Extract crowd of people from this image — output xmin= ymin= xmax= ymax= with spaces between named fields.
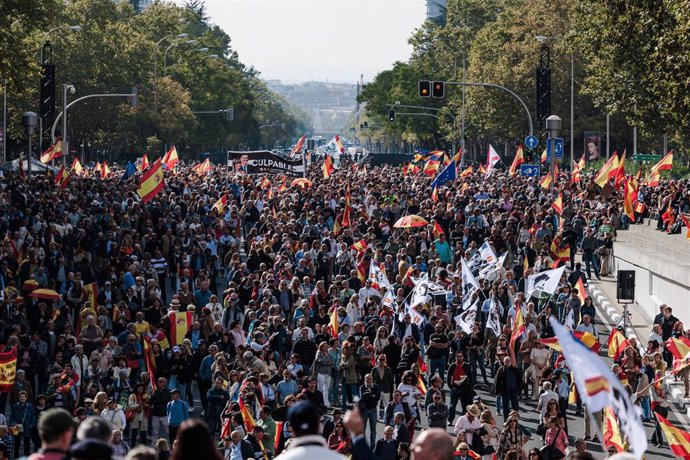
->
xmin=0 ymin=151 xmax=682 ymax=460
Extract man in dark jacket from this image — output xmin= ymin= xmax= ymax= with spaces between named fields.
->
xmin=447 ymin=351 xmax=474 ymax=425
xmin=494 ymin=356 xmax=522 ymax=421
xmin=292 ymin=328 xmax=317 ymax=369
xmin=359 ymin=374 xmax=381 ymax=447
xmin=206 ymin=377 xmax=229 ymax=437
xmin=383 ymin=390 xmax=415 ymax=428
xmin=150 ymin=377 xmax=171 ymax=443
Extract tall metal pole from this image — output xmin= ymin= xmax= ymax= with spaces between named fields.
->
xmin=663 ymin=133 xmax=668 ymax=154
xmin=546 ymin=115 xmax=561 ymax=195
xmin=2 ymin=83 xmax=6 ymax=163
xmin=62 ymin=84 xmax=69 ymax=166
xmin=606 ymin=114 xmax=610 ymax=159
xmin=27 ymin=132 xmax=32 ymax=179
xmin=570 ymin=54 xmax=574 ymax=166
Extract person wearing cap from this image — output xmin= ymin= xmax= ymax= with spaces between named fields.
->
xmin=166 ymin=388 xmax=189 ymax=442
xmin=274 ymin=401 xmax=344 ymax=460
xmin=100 ymin=397 xmax=126 ymax=432
xmin=27 ymin=408 xmax=74 ymax=460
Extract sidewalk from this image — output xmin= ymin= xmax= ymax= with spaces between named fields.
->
xmin=587 ymin=272 xmax=690 ymax=416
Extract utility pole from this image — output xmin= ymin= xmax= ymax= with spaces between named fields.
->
xmin=546 ymin=115 xmax=561 ymax=195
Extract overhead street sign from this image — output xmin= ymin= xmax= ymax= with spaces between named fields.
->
xmin=633 ymin=154 xmax=660 ymax=162
xmin=520 ymin=164 xmax=540 ymax=177
xmin=547 ymin=137 xmax=564 ymax=159
xmin=524 ymin=134 xmax=538 ymax=150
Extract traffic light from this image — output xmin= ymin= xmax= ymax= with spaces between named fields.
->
xmin=432 ymin=81 xmax=445 ymax=98
xmin=363 ymin=121 xmax=368 ymax=129
xmin=388 ymin=110 xmax=395 ymax=122
xmin=419 ymin=81 xmax=431 ymax=97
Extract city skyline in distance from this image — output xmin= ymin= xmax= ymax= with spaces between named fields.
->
xmin=198 ymin=0 xmax=427 ymax=84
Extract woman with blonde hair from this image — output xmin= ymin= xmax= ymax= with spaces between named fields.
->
xmin=373 ymin=326 xmax=389 ymax=354
xmin=479 ymin=409 xmax=500 ymax=459
xmin=94 ymin=391 xmax=108 ymax=413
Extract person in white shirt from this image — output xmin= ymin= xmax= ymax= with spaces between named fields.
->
xmin=453 ymin=404 xmax=482 ymax=446
xmin=575 ymin=314 xmax=598 ymax=339
xmin=100 ymin=398 xmax=126 ymax=432
xmin=536 ymin=381 xmax=560 ymax=418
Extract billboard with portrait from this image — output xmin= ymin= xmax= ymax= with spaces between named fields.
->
xmin=583 ymin=132 xmax=601 ymax=162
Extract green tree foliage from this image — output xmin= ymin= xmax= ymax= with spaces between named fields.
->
xmin=3 ymin=0 xmax=309 ymax=160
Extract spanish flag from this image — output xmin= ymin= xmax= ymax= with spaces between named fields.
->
xmin=137 ymin=159 xmax=165 ymax=203
xmin=239 ymin=397 xmax=257 ymax=432
xmin=335 ymin=134 xmax=345 ymax=154
xmin=540 ymin=149 xmax=547 ymax=163
xmin=330 ymin=308 xmax=339 ymax=337
xmin=509 ymin=145 xmax=525 ymax=176
xmin=666 ymin=337 xmax=690 ymax=360
xmin=54 ymin=166 xmax=70 ymax=189
xmin=594 ymin=153 xmax=619 ymax=188
xmin=571 ymin=160 xmax=582 ymax=184
xmin=139 ymin=154 xmax=150 ymax=171
xmin=680 ymin=214 xmax=690 ymax=240
xmin=417 ymin=355 xmax=428 ymax=374
xmin=350 ymin=239 xmax=367 ymax=253
xmin=552 ymin=194 xmax=564 ymax=215
xmin=82 ymin=282 xmax=99 ymax=308
xmin=143 ymin=336 xmax=157 ymax=391
xmin=195 ymin=158 xmax=211 ymax=175
xmin=650 ymin=151 xmax=673 ymax=174
xmin=212 ymin=194 xmax=227 ymax=215
xmin=71 ymin=158 xmax=84 ymax=176
xmin=356 ymin=258 xmax=368 ymax=284
xmin=613 ymin=150 xmax=626 ymax=187
xmin=432 ymin=221 xmax=444 ymax=239
xmin=323 ymin=154 xmax=334 ymax=179
xmin=162 ymin=145 xmax=179 ymax=169
xmin=100 ymin=162 xmax=110 ymax=180
xmin=603 ymin=407 xmax=624 ymax=454
xmin=607 ymin=328 xmax=630 ymax=361
xmin=550 ymin=240 xmax=570 ymax=267
xmin=623 ymin=178 xmax=637 ymax=222
xmin=416 ymin=375 xmax=427 ymax=395
xmin=423 ymin=160 xmax=441 ymax=176
xmin=459 ymin=165 xmax=473 ymax=178
xmin=258 ymin=177 xmax=271 ymax=189
xmin=584 ymin=375 xmax=610 ymax=397
xmin=656 ymin=413 xmax=690 ymax=458
xmin=169 ymin=311 xmax=193 ymax=346
xmin=539 ymin=164 xmax=559 ymax=189
xmin=0 ymin=347 xmax=17 ymax=392
xmin=290 ymin=135 xmax=306 ymax=157
xmin=574 ymin=276 xmax=586 ymax=305
xmin=431 ymin=186 xmax=439 ymax=203
xmin=40 ymin=142 xmax=62 ymax=164
xmin=510 ymin=308 xmax=525 ymax=350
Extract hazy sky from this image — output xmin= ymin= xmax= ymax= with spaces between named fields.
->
xmin=197 ymin=0 xmax=427 ymax=83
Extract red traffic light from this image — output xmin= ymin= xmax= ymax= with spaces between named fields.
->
xmin=432 ymin=81 xmax=445 ymax=98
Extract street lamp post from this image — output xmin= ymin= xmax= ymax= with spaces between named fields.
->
xmin=153 ymin=33 xmax=189 ymax=113
xmin=22 ymin=112 xmax=37 ymax=179
xmin=546 ymin=115 xmax=561 ymax=195
xmin=163 ymin=39 xmax=198 ymax=73
xmin=61 ymin=84 xmax=75 ymax=166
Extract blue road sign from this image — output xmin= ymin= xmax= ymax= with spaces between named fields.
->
xmin=547 ymin=137 xmax=564 ymax=159
xmin=524 ymin=135 xmax=538 ymax=150
xmin=520 ymin=164 xmax=540 ymax=177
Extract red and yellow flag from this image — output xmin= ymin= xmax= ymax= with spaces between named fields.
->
xmin=329 ymin=308 xmax=339 ymax=338
xmin=666 ymin=337 xmax=690 ymax=360
xmin=613 ymin=150 xmax=626 ymax=187
xmin=162 ymin=145 xmax=179 ymax=169
xmin=623 ymin=178 xmax=637 ymax=222
xmin=431 ymin=186 xmax=439 ymax=203
xmin=510 ymin=308 xmax=525 ymax=350
xmin=212 ymin=194 xmax=228 ymax=215
xmin=54 ymin=166 xmax=70 ymax=189
xmin=550 ymin=240 xmax=570 ymax=267
xmin=594 ymin=153 xmax=619 ymax=188
xmin=100 ymin=162 xmax=111 ymax=180
xmin=335 ymin=135 xmax=345 ymax=154
xmin=423 ymin=160 xmax=441 ymax=176
xmin=656 ymin=413 xmax=690 ymax=458
xmin=540 ymin=149 xmax=547 ymax=163
xmin=143 ymin=336 xmax=157 ymax=391
xmin=82 ymin=282 xmax=99 ymax=308
xmin=169 ymin=311 xmax=193 ymax=346
xmin=584 ymin=375 xmax=610 ymax=397
xmin=509 ymin=145 xmax=525 ymax=176
xmin=356 ymin=258 xmax=368 ymax=284
xmin=680 ymin=214 xmax=690 ymax=240
xmin=575 ymin=277 xmax=586 ymax=305
xmin=40 ymin=142 xmax=62 ymax=164
xmin=350 ymin=239 xmax=367 ymax=253
xmin=195 ymin=158 xmax=211 ymax=175
xmin=607 ymin=328 xmax=630 ymax=361
xmin=290 ymin=135 xmax=306 ymax=157
xmin=139 ymin=154 xmax=150 ymax=171
xmin=650 ymin=151 xmax=673 ymax=174
xmin=323 ymin=154 xmax=334 ymax=179
xmin=603 ymin=407 xmax=624 ymax=453
xmin=0 ymin=347 xmax=17 ymax=392
xmin=552 ymin=194 xmax=564 ymax=215
xmin=416 ymin=375 xmax=427 ymax=395
xmin=239 ymin=397 xmax=257 ymax=432
xmin=432 ymin=222 xmax=445 ymax=239
xmin=459 ymin=165 xmax=473 ymax=179
xmin=540 ymin=164 xmax=559 ymax=189
xmin=137 ymin=159 xmax=165 ymax=203
xmin=71 ymin=158 xmax=84 ymax=176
